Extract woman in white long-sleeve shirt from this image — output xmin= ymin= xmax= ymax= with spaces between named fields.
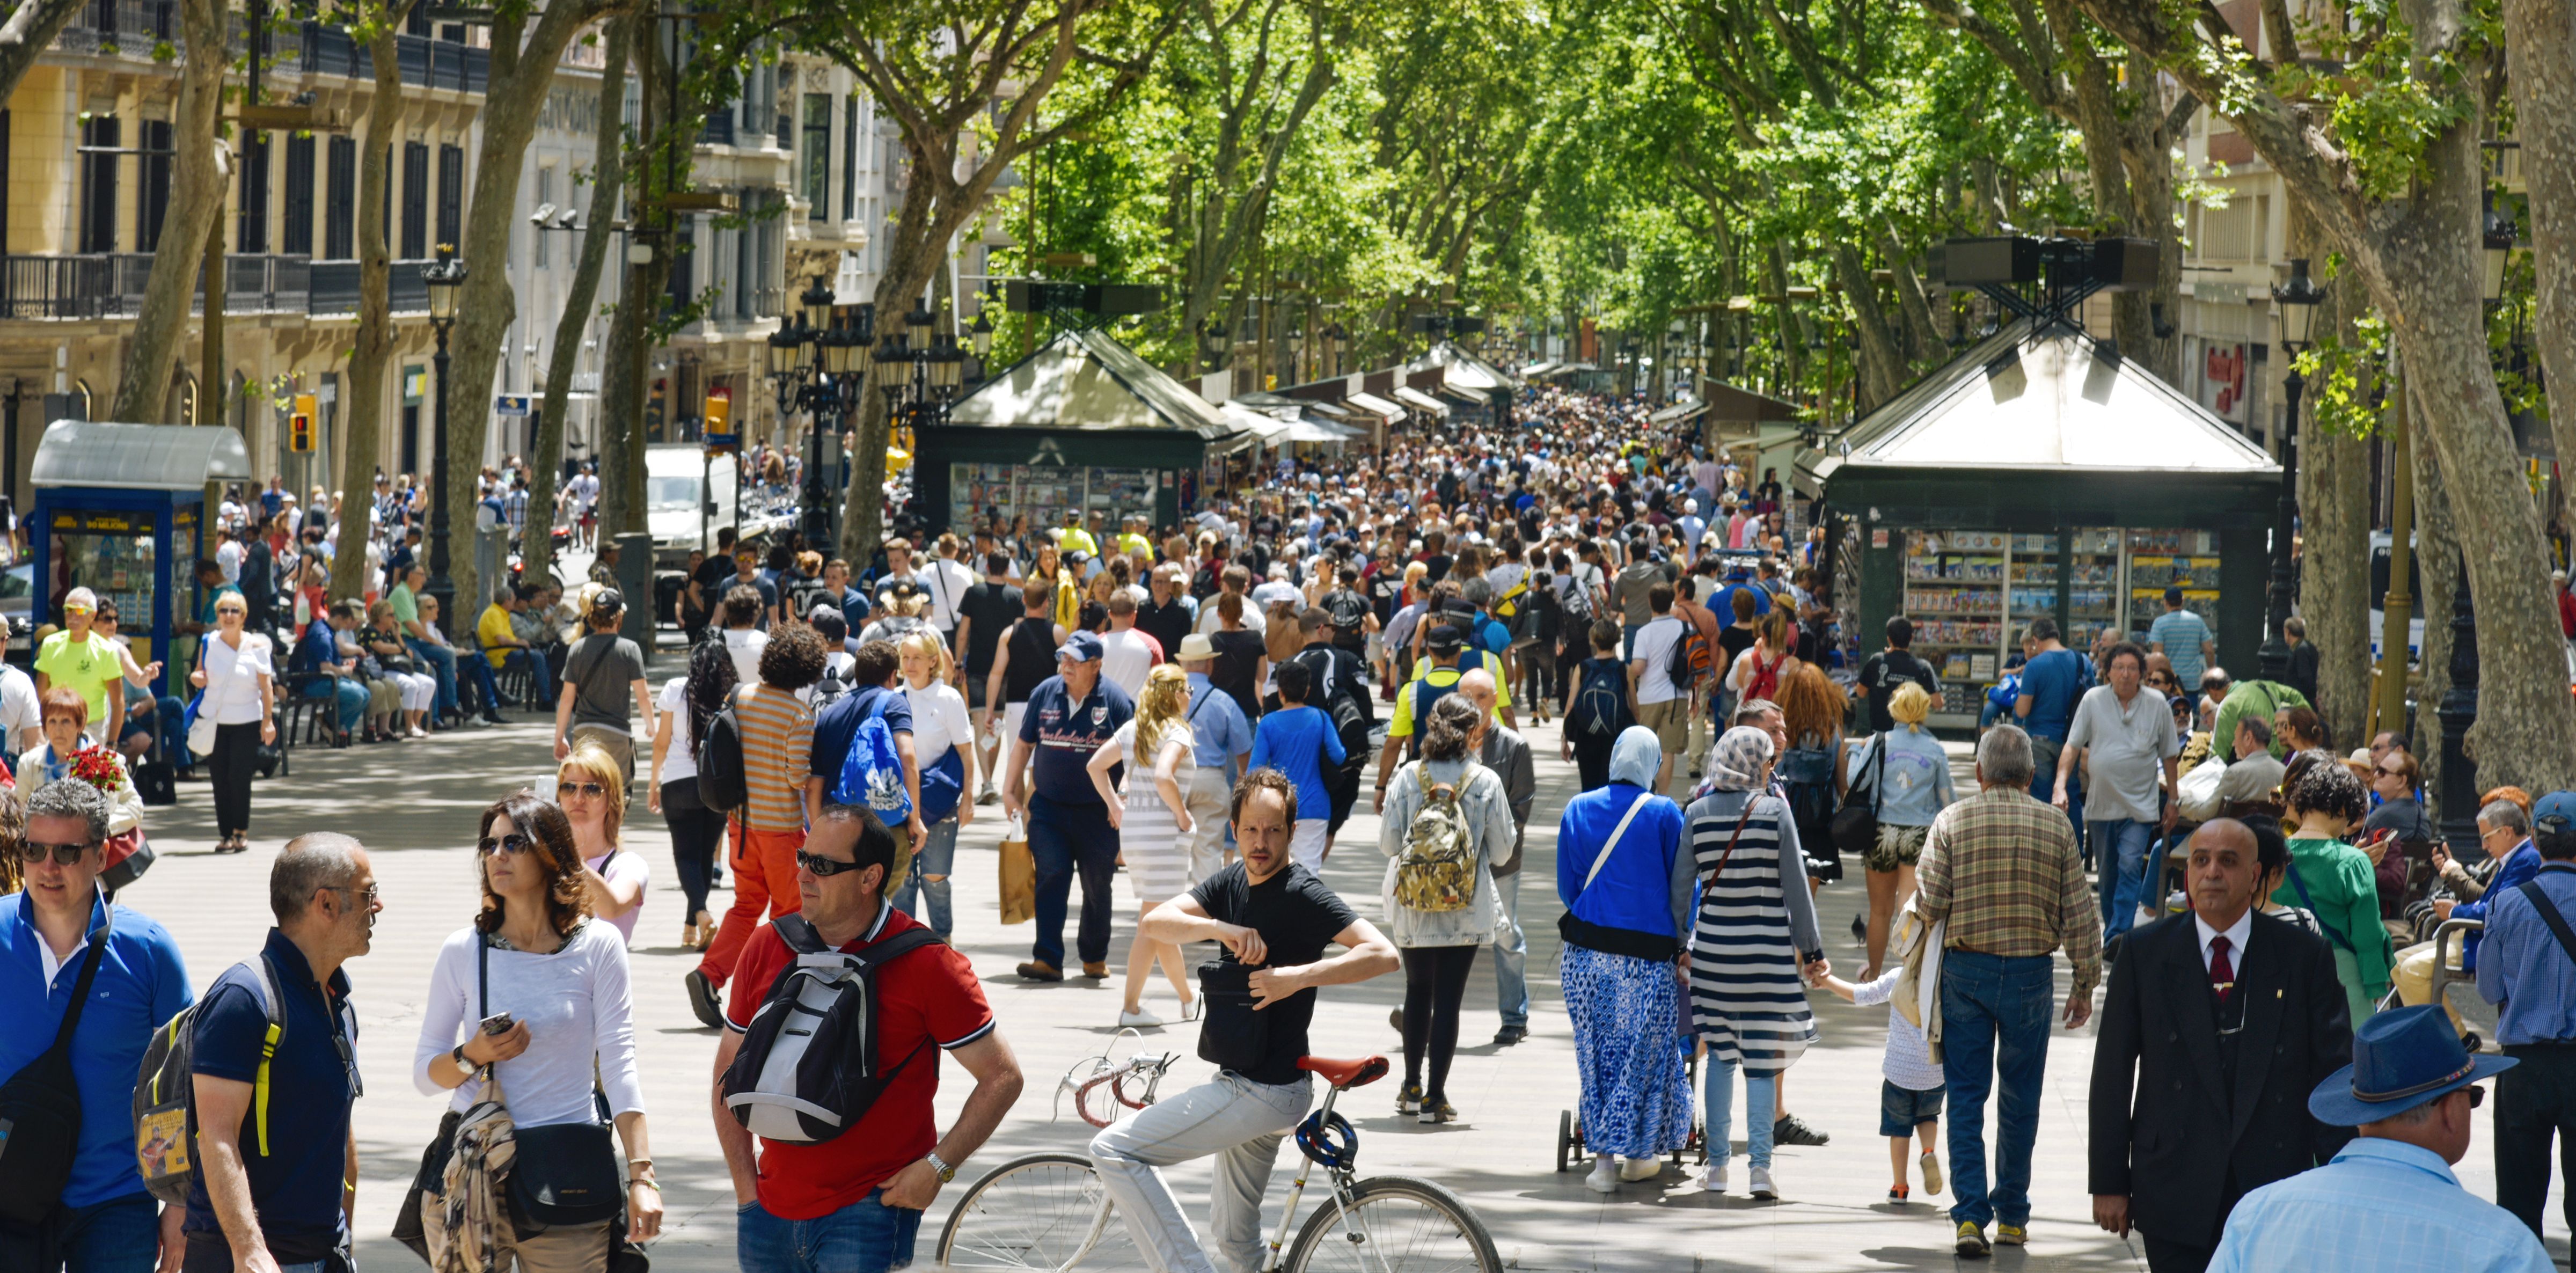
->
xmin=412 ymin=793 xmax=663 ymax=1265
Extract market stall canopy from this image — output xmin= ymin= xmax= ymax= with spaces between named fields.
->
xmin=946 ymin=328 xmax=1262 ymax=453
xmin=1802 ymin=324 xmax=2279 ymax=514
xmin=1392 ymin=386 xmax=1451 ymax=416
xmin=1649 ymin=397 xmax=1707 ymax=426
xmin=1519 ymin=361 xmax=1561 ymax=378
xmin=33 ymin=420 xmax=253 ymax=491
xmin=1342 ymin=392 xmax=1406 ymax=422
xmin=1405 ymin=340 xmax=1524 ymax=394
xmin=1699 ymin=380 xmax=1800 ymax=431
xmin=1270 ymin=419 xmax=1363 ymax=445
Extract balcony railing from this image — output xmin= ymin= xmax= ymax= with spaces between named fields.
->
xmin=49 ymin=9 xmax=489 ymax=92
xmin=1 ymin=254 xmax=431 ymax=320
xmin=49 ymin=0 xmax=174 ymax=55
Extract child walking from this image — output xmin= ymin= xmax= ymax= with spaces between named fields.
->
xmin=1810 ymin=960 xmax=1946 ymax=1203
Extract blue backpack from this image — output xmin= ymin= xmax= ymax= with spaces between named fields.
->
xmin=830 ymin=690 xmax=913 ymax=824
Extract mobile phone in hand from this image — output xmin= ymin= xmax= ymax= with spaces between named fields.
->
xmin=479 ymin=1012 xmax=514 ymax=1036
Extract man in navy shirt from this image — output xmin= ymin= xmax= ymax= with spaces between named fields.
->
xmin=812 ymin=639 xmax=929 ymax=852
xmin=2013 ymin=617 xmax=2092 ymax=831
xmin=1000 ymin=632 xmax=1133 ymax=983
xmin=184 ymin=833 xmax=378 ymax=1273
xmin=0 ymin=780 xmax=193 ymax=1272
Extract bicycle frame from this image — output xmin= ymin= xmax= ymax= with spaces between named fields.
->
xmin=1258 ymin=1081 xmax=1360 ymax=1273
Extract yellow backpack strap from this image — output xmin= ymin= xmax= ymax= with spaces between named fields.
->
xmin=254 ymin=1022 xmax=279 ymax=1156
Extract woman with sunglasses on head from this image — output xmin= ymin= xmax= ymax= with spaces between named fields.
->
xmin=413 ymin=792 xmax=661 ymax=1266
xmin=188 ymin=591 xmax=276 ymax=852
xmin=561 ymin=738 xmax=650 ymax=947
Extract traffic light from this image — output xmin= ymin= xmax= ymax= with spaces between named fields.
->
xmin=288 ymin=412 xmax=314 ymax=453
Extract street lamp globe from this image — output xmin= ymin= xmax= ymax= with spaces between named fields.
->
xmin=423 ymin=245 xmax=466 ymax=326
xmin=800 ymin=276 xmax=835 ymax=338
xmin=2483 ymin=203 xmax=2517 ymax=305
xmin=969 ymin=310 xmax=994 ymax=359
xmin=848 ymin=304 xmax=878 ymax=383
xmin=2271 ymin=257 xmax=2327 ymax=351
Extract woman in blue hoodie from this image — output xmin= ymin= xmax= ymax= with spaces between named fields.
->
xmin=1557 ymin=726 xmax=1695 ymax=1193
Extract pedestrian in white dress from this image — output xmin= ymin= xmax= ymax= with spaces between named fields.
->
xmin=1087 ymin=662 xmax=1198 ymax=1028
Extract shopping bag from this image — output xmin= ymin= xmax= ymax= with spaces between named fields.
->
xmin=999 ymin=818 xmax=1035 ymax=925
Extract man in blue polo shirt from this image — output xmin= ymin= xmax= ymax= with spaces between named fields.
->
xmin=1179 ymin=634 xmax=1253 ymax=884
xmin=811 ymin=638 xmax=928 ymax=855
xmin=184 ymin=832 xmax=378 ymax=1273
xmin=0 ymin=779 xmax=193 ymax=1272
xmin=1000 ymin=632 xmax=1133 ymax=983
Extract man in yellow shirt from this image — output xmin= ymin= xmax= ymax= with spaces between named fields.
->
xmin=1055 ymin=509 xmax=1099 ymax=559
xmin=36 ymin=586 xmax=141 ymax=741
xmin=477 ymin=585 xmax=554 ymax=704
xmin=1116 ymin=513 xmax=1153 ymax=561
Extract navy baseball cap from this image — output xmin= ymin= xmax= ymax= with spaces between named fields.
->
xmin=1057 ymin=631 xmax=1104 ymax=663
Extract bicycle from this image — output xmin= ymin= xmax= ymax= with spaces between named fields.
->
xmin=936 ymin=1041 xmax=1502 ymax=1273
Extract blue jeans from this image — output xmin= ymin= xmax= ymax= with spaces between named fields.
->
xmin=1940 ymin=950 xmax=2056 ymax=1228
xmin=1491 ymin=868 xmax=1528 ymax=1028
xmin=499 ymin=647 xmax=553 ymax=705
xmin=1028 ymin=794 xmax=1117 ymax=968
xmin=1704 ymin=1055 xmax=1777 ymax=1169
xmin=737 ymin=1190 xmax=921 ymax=1273
xmin=458 ymin=652 xmax=504 ymax=718
xmin=0 ymin=1190 xmax=159 ymax=1271
xmin=303 ymin=676 xmax=366 ymax=734
xmin=2092 ymin=817 xmax=2158 ymax=941
xmin=1622 ymin=622 xmax=1643 ymax=661
xmin=890 ymin=814 xmax=959 ymax=938
xmin=407 ymin=638 xmax=459 ymax=716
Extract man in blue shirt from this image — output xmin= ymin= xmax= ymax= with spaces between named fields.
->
xmin=0 ymin=780 xmax=193 ymax=1272
xmin=2209 ymin=1004 xmax=2543 ymax=1273
xmin=2012 ymin=618 xmax=2091 ymax=831
xmin=2148 ymin=587 xmax=2216 ymax=694
xmin=1177 ymin=634 xmax=1253 ymax=884
xmin=2475 ymin=793 xmax=2576 ymax=1238
xmin=185 ymin=832 xmax=378 ymax=1273
xmin=813 ymin=639 xmax=927 ymax=850
xmin=291 ymin=603 xmax=369 ymax=745
xmin=1246 ymin=660 xmax=1346 ymax=874
xmin=1001 ymin=632 xmax=1133 ymax=983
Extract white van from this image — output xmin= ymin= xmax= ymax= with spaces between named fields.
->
xmin=648 ymin=443 xmax=738 ymax=568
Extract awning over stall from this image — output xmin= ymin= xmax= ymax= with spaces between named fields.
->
xmin=33 ymin=420 xmax=253 ymax=492
xmin=1392 ymin=386 xmax=1451 ymax=416
xmin=943 ymin=327 xmax=1266 ymax=456
xmin=1649 ymin=398 xmax=1707 ymax=426
xmin=1342 ymin=392 xmax=1406 ymax=422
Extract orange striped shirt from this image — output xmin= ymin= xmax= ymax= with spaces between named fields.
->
xmin=733 ymin=683 xmax=814 ymax=831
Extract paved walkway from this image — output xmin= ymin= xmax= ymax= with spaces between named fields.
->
xmin=121 ymin=670 xmax=2565 ymax=1271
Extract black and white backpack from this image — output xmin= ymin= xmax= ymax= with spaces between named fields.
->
xmin=720 ymin=915 xmax=945 ymax=1144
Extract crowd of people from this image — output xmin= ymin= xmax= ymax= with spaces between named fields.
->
xmin=0 ymin=384 xmax=2565 ymax=1273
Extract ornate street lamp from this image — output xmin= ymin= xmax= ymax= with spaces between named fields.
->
xmin=2260 ymin=258 xmax=2328 ymax=681
xmin=421 ymin=244 xmax=467 ymax=624
xmin=968 ymin=310 xmax=994 ymax=382
xmin=2483 ymin=199 xmax=2517 ymax=305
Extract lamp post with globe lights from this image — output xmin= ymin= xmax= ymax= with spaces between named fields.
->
xmin=421 ymin=245 xmax=468 ymax=621
xmin=2258 ymin=257 xmax=2326 ymax=682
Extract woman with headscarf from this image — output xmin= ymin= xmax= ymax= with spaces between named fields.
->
xmin=1686 ymin=726 xmax=1826 ymax=1201
xmin=1555 ymin=726 xmax=1695 ymax=1194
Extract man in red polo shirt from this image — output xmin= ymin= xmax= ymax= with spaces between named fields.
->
xmin=712 ymin=804 xmax=1026 ymax=1273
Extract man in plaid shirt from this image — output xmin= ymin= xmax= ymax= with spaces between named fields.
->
xmin=1916 ymin=723 xmax=2103 ymax=1258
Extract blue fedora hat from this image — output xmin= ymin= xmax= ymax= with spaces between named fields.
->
xmin=2309 ymin=1004 xmax=2517 ymax=1126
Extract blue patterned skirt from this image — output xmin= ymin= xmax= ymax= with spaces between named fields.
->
xmin=1562 ymin=943 xmax=1694 ymax=1158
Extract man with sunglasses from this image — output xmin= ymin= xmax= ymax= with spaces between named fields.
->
xmin=182 ymin=832 xmax=377 ymax=1273
xmin=37 ymin=587 xmax=130 ymax=752
xmin=713 ymin=804 xmax=1023 ymax=1273
xmin=0 ymin=780 xmax=194 ymax=1272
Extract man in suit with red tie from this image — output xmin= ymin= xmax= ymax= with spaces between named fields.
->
xmin=2088 ymin=817 xmax=2355 ymax=1272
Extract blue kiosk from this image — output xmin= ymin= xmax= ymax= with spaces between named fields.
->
xmin=30 ymin=420 xmax=254 ymax=692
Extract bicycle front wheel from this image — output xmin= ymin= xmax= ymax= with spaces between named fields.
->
xmin=1283 ymin=1175 xmax=1502 ymax=1273
xmin=934 ymin=1152 xmax=1150 ymax=1271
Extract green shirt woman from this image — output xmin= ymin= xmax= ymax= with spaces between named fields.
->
xmin=2276 ymin=754 xmax=2396 ymax=1022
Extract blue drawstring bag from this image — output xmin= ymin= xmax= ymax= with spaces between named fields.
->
xmin=831 ymin=690 xmax=913 ymax=825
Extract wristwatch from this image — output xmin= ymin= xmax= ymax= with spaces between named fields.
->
xmin=925 ymin=1151 xmax=957 ymax=1183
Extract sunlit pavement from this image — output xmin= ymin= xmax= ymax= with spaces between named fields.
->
xmin=125 ymin=654 xmax=2565 ymax=1271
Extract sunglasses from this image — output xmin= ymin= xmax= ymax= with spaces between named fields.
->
xmin=558 ymin=781 xmax=609 ymax=799
xmin=478 ymin=833 xmax=537 ymax=857
xmin=2376 ymin=765 xmax=2409 ymax=778
xmin=796 ymin=849 xmax=870 ymax=877
xmin=18 ymin=839 xmax=97 ymax=865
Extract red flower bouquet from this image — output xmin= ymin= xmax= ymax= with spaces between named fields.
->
xmin=69 ymin=745 xmax=126 ymax=795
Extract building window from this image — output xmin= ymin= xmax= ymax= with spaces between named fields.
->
xmin=138 ymin=120 xmax=172 ymax=252
xmin=324 ymin=135 xmax=355 ymax=259
xmin=436 ymin=143 xmax=464 ymax=248
xmin=401 ymin=141 xmax=428 ymax=259
xmin=236 ymin=133 xmax=269 ymax=253
xmin=802 ymin=93 xmax=830 ymax=208
xmin=282 ymin=134 xmax=315 ymax=256
xmin=79 ymin=115 xmax=119 ymax=254
xmin=535 ymin=165 xmax=553 ymax=267
xmin=841 ymin=94 xmax=857 ymax=223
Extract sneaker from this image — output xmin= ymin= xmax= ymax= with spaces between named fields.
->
xmin=1493 ymin=1024 xmax=1528 ymax=1046
xmin=1396 ymin=1081 xmax=1423 ymax=1115
xmin=1699 ymin=1162 xmax=1728 ymax=1194
xmin=1747 ymin=1166 xmax=1776 ymax=1200
xmin=1919 ymin=1151 xmax=1944 ymax=1196
xmin=1584 ymin=1157 xmax=1620 ymax=1194
xmin=1886 ymin=1184 xmax=1910 ymax=1204
xmin=684 ymin=969 xmax=723 ymax=1029
xmin=1419 ymin=1101 xmax=1457 ymax=1125
xmin=1996 ymin=1223 xmax=2027 ymax=1246
xmin=1016 ymin=961 xmax=1063 ymax=982
xmin=1955 ymin=1221 xmax=1990 ymax=1257
xmin=1117 ymin=1007 xmax=1165 ymax=1029
xmin=1390 ymin=1007 xmax=1404 ymax=1032
xmin=1773 ymin=1114 xmax=1829 ymax=1146
xmin=975 ymin=785 xmax=999 ymax=806
xmin=1618 ymin=1157 xmax=1660 ymax=1182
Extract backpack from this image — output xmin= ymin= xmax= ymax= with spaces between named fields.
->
xmin=830 ymin=689 xmax=913 ymax=824
xmin=1664 ymin=617 xmax=1709 ymax=690
xmin=811 ymin=661 xmax=851 ymax=709
xmin=1393 ymin=765 xmax=1483 ymax=912
xmin=696 ymin=696 xmax=749 ymax=814
xmin=1324 ymin=588 xmax=1370 ymax=634
xmin=1743 ymin=649 xmax=1786 ymax=704
xmin=1492 ymin=580 xmax=1529 ymax=623
xmin=720 ymin=915 xmax=946 ymax=1143
xmin=1566 ymin=660 xmax=1633 ymax=740
xmin=133 ymin=955 xmax=284 ymax=1207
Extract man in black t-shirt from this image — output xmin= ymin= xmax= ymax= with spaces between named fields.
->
xmin=1854 ymin=614 xmax=1945 ymax=734
xmin=1092 ymin=770 xmax=1397 ymax=1273
xmin=955 ymin=552 xmax=1023 ymax=790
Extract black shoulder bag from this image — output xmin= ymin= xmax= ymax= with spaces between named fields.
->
xmin=0 ymin=897 xmax=113 ymax=1226
xmin=484 ymin=931 xmax=626 ymax=1230
xmin=1829 ymin=734 xmax=1885 ymax=857
xmin=1196 ymin=887 xmax=1274 ymax=1075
